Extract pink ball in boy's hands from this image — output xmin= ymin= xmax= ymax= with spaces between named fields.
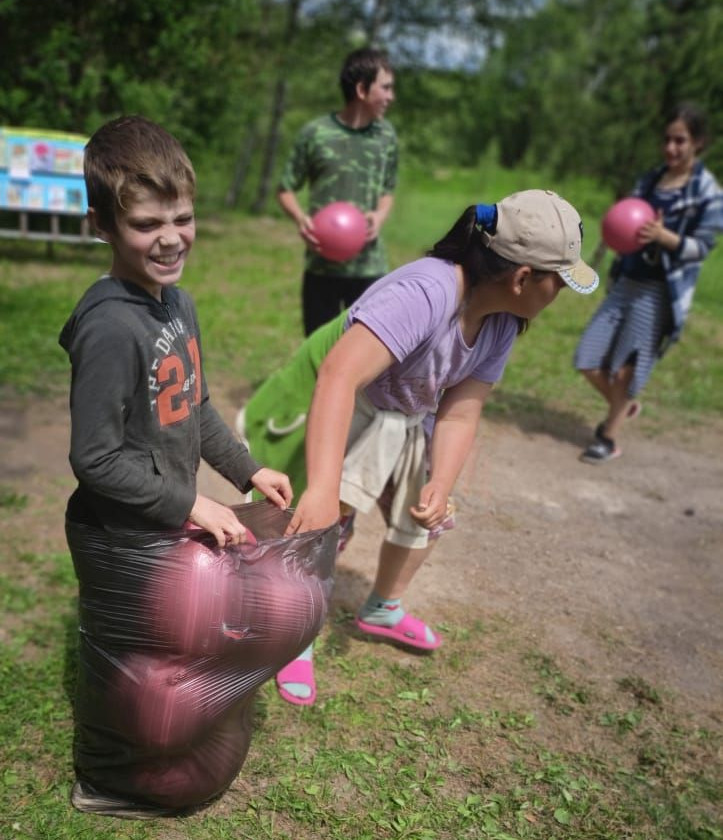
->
xmin=311 ymin=201 xmax=367 ymax=262
xmin=109 ymin=653 xmax=208 ymax=749
xmin=148 ymin=535 xmax=233 ymax=655
xmin=601 ymin=198 xmax=656 ymax=254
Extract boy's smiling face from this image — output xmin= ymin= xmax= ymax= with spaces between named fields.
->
xmin=96 ymin=188 xmax=196 ymax=299
xmin=358 ymin=68 xmax=395 ymax=121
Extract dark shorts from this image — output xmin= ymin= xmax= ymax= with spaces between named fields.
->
xmin=302 ymin=271 xmax=380 ymax=336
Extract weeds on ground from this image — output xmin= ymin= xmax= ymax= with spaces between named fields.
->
xmin=0 ymin=549 xmax=720 ymax=840
xmin=0 ymin=488 xmax=27 ymax=511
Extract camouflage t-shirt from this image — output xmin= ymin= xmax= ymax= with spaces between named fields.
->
xmin=278 ymin=113 xmax=398 ymax=278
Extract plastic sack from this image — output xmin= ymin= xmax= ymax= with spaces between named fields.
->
xmin=67 ymin=501 xmax=337 ymax=815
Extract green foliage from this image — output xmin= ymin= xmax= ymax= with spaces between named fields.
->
xmin=391 ymin=69 xmax=483 ymax=166
xmin=1 ymin=0 xmax=720 ymax=205
xmin=477 ymin=0 xmax=723 ymax=193
xmin=0 ymin=0 xmax=269 ymax=156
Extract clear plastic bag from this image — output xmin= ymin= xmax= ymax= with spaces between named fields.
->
xmin=67 ymin=501 xmax=337 ymax=815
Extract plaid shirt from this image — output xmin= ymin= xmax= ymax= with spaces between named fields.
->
xmin=633 ymin=161 xmax=723 ymax=353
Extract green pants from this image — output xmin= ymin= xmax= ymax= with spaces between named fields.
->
xmin=239 ymin=311 xmax=347 ymax=502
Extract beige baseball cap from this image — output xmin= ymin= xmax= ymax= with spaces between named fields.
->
xmin=482 ymin=189 xmax=599 ymax=294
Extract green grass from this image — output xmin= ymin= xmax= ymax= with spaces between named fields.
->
xmin=0 ymin=161 xmax=721 ymax=837
xmin=0 ymin=552 xmax=720 ymax=839
xmin=1 ymin=158 xmax=722 ymax=426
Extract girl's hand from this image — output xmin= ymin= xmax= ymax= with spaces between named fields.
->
xmin=638 ymin=211 xmax=681 ymax=251
xmin=189 ymin=494 xmax=250 ymax=547
xmin=250 ymin=467 xmax=293 ymax=509
xmin=284 ymin=487 xmax=340 ymax=536
xmin=638 ymin=209 xmax=683 ymax=250
xmin=637 ymin=210 xmax=665 ymax=245
xmin=410 ymin=481 xmax=451 ymax=530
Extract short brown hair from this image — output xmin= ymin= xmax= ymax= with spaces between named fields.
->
xmin=339 ymin=48 xmax=392 ymax=103
xmin=84 ymin=115 xmax=196 ymax=231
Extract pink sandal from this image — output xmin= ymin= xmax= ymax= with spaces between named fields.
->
xmin=355 ymin=613 xmax=442 ymax=651
xmin=275 ymin=658 xmax=316 ymax=706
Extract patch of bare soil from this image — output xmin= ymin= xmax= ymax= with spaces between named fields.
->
xmin=2 ymin=387 xmax=721 ymax=725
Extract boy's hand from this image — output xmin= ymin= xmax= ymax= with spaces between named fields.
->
xmin=409 ymin=481 xmax=450 ymax=530
xmin=298 ymin=215 xmax=321 ymax=249
xmin=189 ymin=494 xmax=251 ymax=547
xmin=284 ymin=487 xmax=339 ymax=536
xmin=250 ymin=467 xmax=293 ymax=509
xmin=364 ymin=210 xmax=382 ymax=242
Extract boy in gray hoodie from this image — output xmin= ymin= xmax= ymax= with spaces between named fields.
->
xmin=60 ymin=115 xmax=291 ymax=544
xmin=60 ymin=115 xmax=295 ymax=816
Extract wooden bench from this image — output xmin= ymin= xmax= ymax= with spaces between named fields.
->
xmin=0 ymin=209 xmax=95 ymax=244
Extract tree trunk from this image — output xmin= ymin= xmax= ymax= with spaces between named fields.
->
xmin=225 ymin=124 xmax=260 ymax=208
xmin=251 ymin=0 xmax=302 ymax=214
xmin=251 ymin=77 xmax=288 ymax=214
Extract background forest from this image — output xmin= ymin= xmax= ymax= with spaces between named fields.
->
xmin=2 ymin=0 xmax=721 ymax=211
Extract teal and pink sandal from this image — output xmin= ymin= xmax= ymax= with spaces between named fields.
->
xmin=275 ymin=658 xmax=316 ymax=706
xmin=355 ymin=613 xmax=442 ymax=651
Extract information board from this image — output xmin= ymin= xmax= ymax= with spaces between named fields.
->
xmin=0 ymin=126 xmax=88 ymax=215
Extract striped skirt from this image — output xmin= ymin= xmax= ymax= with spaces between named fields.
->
xmin=573 ymin=276 xmax=672 ymax=397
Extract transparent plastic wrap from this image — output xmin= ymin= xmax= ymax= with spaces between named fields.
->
xmin=66 ymin=501 xmax=338 ymax=816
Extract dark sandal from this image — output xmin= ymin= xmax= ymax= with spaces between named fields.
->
xmin=580 ymin=433 xmax=621 ymax=464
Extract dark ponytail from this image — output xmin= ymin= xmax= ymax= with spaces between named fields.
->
xmin=428 ymin=204 xmax=529 ymax=333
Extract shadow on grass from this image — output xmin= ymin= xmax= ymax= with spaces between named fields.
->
xmin=224 ymin=380 xmax=597 ymax=455
xmin=486 ymin=389 xmax=594 ymax=447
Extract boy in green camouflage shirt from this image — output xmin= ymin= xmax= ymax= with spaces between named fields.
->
xmin=278 ymin=47 xmax=398 ymax=335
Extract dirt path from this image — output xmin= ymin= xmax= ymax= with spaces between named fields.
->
xmin=2 ymin=388 xmax=721 ymax=722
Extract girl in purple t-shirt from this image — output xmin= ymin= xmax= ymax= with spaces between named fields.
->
xmin=272 ymin=190 xmax=599 ymax=705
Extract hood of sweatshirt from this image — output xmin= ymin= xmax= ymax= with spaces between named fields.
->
xmin=59 ymin=275 xmax=174 ymax=352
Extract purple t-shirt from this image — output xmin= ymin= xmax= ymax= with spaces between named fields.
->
xmin=345 ymin=257 xmax=519 ymax=415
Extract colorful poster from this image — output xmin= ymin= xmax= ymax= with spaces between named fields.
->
xmin=9 ymin=142 xmax=31 ymax=179
xmin=0 ymin=126 xmax=88 ymax=214
xmin=27 ymin=183 xmax=45 ymax=208
xmin=30 ymin=141 xmax=55 ymax=173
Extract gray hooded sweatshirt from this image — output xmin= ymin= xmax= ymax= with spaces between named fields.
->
xmin=59 ymin=275 xmax=259 ymax=531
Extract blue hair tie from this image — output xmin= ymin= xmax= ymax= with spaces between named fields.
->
xmin=475 ymin=203 xmax=497 ymax=232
